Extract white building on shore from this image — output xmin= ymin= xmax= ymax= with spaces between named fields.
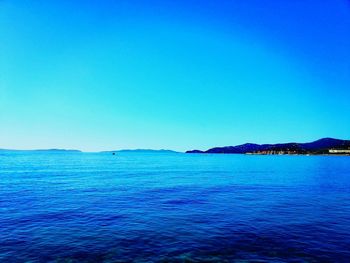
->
xmin=329 ymin=149 xmax=350 ymax=154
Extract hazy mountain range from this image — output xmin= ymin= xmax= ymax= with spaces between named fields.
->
xmin=1 ymin=138 xmax=349 ymax=154
xmin=0 ymin=148 xmax=177 ymax=154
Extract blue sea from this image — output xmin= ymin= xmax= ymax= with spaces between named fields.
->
xmin=1 ymin=151 xmax=350 ymax=262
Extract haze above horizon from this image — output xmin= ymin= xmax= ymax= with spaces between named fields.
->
xmin=1 ymin=1 xmax=350 ymax=151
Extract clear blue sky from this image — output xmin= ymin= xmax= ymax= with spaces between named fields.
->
xmin=1 ymin=0 xmax=349 ymax=151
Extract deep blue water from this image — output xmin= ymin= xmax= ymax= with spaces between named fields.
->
xmin=1 ymin=152 xmax=350 ymax=262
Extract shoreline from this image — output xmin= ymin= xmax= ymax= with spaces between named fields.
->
xmin=186 ymin=152 xmax=350 ymax=156
xmin=245 ymin=153 xmax=350 ymax=156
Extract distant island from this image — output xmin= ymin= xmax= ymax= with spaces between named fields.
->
xmin=186 ymin=138 xmax=350 ymax=155
xmin=0 ymin=149 xmax=177 ymax=154
xmin=0 ymin=149 xmax=81 ymax=153
xmin=101 ymin=149 xmax=178 ymax=154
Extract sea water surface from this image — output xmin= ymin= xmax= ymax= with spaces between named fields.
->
xmin=1 ymin=151 xmax=350 ymax=262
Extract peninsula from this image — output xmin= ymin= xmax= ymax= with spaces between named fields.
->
xmin=186 ymin=138 xmax=350 ymax=155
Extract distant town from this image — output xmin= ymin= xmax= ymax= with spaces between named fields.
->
xmin=247 ymin=149 xmax=350 ymax=155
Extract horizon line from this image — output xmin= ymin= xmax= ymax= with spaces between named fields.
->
xmin=1 ymin=137 xmax=348 ymax=153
